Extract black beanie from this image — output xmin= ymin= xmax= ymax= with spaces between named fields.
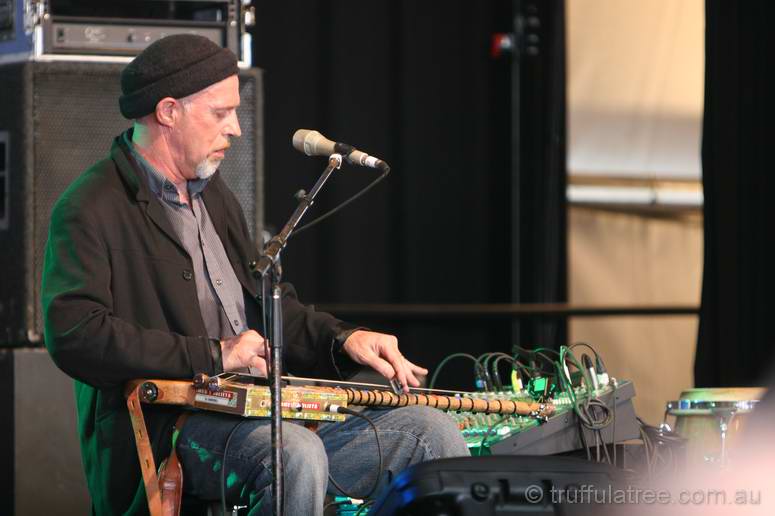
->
xmin=119 ymin=34 xmax=238 ymax=119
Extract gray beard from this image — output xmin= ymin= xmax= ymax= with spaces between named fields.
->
xmin=195 ymin=158 xmax=221 ymax=180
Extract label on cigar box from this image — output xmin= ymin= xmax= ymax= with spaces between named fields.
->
xmin=193 ymin=383 xmax=348 ymax=422
xmin=193 ymin=385 xmax=246 ymax=416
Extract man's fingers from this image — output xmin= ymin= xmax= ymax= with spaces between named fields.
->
xmin=384 ymin=350 xmax=410 ymax=393
xmin=404 ymin=370 xmax=421 ymax=388
xmin=407 ymin=360 xmax=429 ymax=376
xmin=338 ymin=330 xmax=424 ymax=392
xmin=249 ymin=355 xmax=268 ymax=376
xmin=242 ymin=330 xmax=267 ymax=356
xmin=222 ymin=330 xmax=269 ymax=372
xmin=404 ymin=362 xmax=425 ymax=388
xmin=366 ymin=355 xmax=397 ymax=381
xmin=258 ymin=340 xmax=270 ymax=358
xmin=399 ymin=359 xmax=428 ymax=389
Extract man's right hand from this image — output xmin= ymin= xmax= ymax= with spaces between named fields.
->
xmin=220 ymin=330 xmax=268 ymax=375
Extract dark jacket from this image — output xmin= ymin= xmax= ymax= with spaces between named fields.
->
xmin=42 ymin=132 xmax=359 ymax=515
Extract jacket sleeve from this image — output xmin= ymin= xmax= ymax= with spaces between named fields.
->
xmin=220 ymin=179 xmax=363 ymax=380
xmin=42 ymin=193 xmax=219 ymax=389
xmin=279 ymin=282 xmax=364 ymax=380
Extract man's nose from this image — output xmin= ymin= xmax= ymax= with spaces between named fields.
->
xmin=226 ymin=111 xmax=242 ymax=138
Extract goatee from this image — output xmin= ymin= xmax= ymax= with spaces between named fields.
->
xmin=195 ymin=158 xmax=221 ymax=180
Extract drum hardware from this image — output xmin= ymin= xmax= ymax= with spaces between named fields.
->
xmin=664 ymin=388 xmax=763 ymax=468
xmin=712 ymin=407 xmax=735 ymax=466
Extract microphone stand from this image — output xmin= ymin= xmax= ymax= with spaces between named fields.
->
xmin=250 ymin=153 xmax=343 ymax=516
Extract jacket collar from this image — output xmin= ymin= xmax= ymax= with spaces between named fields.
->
xmin=122 ymin=131 xmax=212 ymax=204
xmin=112 ymin=128 xmax=232 ymax=248
xmin=111 ymin=129 xmax=257 ymax=298
xmin=112 ymin=128 xmax=220 ymax=203
xmin=112 ymin=129 xmax=186 ymax=254
xmin=112 ymin=128 xmax=160 ymax=203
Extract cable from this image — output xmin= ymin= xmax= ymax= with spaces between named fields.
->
xmin=289 ymin=168 xmax=389 ymax=239
xmin=559 ymin=346 xmax=593 ymax=393
xmin=476 ymin=353 xmax=496 ymax=391
xmin=490 ymin=354 xmax=517 ymax=391
xmin=569 ymin=342 xmax=608 ymax=375
xmin=561 ymin=347 xmax=612 ymax=429
xmin=568 ymin=342 xmax=599 ymax=359
xmin=611 ymin=381 xmax=617 ymax=466
xmin=533 ymin=351 xmax=557 ymax=370
xmin=480 ymin=352 xmax=515 ymax=391
xmin=558 ymin=345 xmax=618 ymax=465
xmin=595 ymin=429 xmax=600 ymax=462
xmin=355 ymin=500 xmax=376 ymax=515
xmin=324 ymin=499 xmax=350 ymax=512
xmin=511 ymin=348 xmax=550 ymax=384
xmin=596 ymin=429 xmax=612 ymax=464
xmin=577 ymin=416 xmax=592 ymax=461
xmin=510 ymin=358 xmax=539 ymax=379
xmin=513 ymin=346 xmax=556 ymax=372
xmin=556 ymin=347 xmax=591 ymax=460
xmin=479 ymin=415 xmax=508 ymax=455
xmin=639 ymin=425 xmax=654 ymax=477
xmin=577 ymin=398 xmax=614 ymax=431
xmin=328 ymin=407 xmax=383 ymax=501
xmin=428 ymin=353 xmax=480 ymax=390
xmin=533 ymin=347 xmax=561 ymax=358
xmin=221 ymin=420 xmax=247 ymax=515
xmin=637 ymin=417 xmax=684 ymax=479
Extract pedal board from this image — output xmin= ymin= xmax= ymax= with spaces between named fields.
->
xmin=489 ymin=380 xmax=640 ymax=455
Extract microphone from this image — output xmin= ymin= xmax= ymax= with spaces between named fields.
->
xmin=292 ymin=129 xmax=390 ymax=172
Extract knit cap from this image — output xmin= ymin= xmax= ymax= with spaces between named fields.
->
xmin=119 ymin=34 xmax=238 ymax=119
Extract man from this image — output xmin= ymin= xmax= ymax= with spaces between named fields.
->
xmin=42 ymin=35 xmax=468 ymax=515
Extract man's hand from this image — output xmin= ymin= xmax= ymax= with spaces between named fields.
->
xmin=220 ymin=330 xmax=268 ymax=375
xmin=341 ymin=330 xmax=428 ymax=392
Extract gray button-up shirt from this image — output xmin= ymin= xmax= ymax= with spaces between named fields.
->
xmin=126 ymin=134 xmax=248 ymax=341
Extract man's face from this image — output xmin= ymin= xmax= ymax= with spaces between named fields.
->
xmin=172 ymin=74 xmax=242 ymax=180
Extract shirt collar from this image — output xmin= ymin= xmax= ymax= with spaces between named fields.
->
xmin=123 ymin=131 xmax=210 ymax=205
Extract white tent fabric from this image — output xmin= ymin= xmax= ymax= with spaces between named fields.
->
xmin=567 ymin=1 xmax=705 ymax=422
xmin=567 ymin=0 xmax=704 ymax=180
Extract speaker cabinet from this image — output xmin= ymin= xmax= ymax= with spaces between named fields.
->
xmin=0 ymin=61 xmax=264 ymax=345
xmin=0 ymin=348 xmax=91 ymax=515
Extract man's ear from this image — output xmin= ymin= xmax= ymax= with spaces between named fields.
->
xmin=154 ymin=97 xmax=180 ymax=127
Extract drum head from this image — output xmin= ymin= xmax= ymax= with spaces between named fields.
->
xmin=678 ymin=387 xmax=764 ymax=401
xmin=667 ymin=387 xmax=764 ymax=416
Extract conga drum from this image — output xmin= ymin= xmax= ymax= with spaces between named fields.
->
xmin=665 ymin=387 xmax=763 ymax=466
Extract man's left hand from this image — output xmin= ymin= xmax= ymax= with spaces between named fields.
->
xmin=341 ymin=330 xmax=428 ymax=393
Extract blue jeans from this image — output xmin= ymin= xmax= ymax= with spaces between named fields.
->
xmin=177 ymin=405 xmax=470 ymax=515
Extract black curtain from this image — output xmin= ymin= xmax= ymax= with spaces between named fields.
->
xmin=251 ymin=0 xmax=566 ymax=390
xmin=696 ymin=0 xmax=775 ymax=387
xmin=511 ymin=0 xmax=568 ymax=350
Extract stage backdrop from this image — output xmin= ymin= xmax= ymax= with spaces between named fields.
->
xmin=696 ymin=0 xmax=775 ymax=387
xmin=250 ymin=0 xmax=568 ymax=390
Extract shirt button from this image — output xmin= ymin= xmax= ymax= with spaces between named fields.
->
xmin=182 ymin=269 xmax=193 ymax=281
xmin=233 ymin=319 xmax=240 ymax=326
xmin=215 ymin=279 xmax=223 ymax=286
